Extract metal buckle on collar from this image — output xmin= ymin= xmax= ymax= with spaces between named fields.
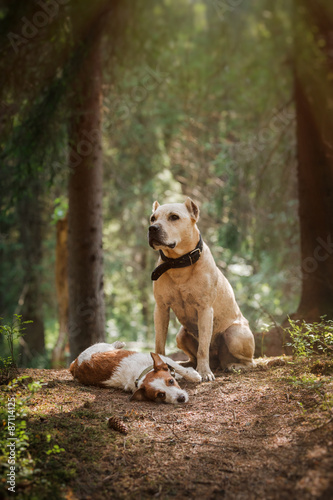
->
xmin=189 ymin=247 xmax=201 ymax=265
xmin=167 ymin=364 xmax=176 ymax=378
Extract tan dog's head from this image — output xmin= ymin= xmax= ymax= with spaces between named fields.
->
xmin=148 ymin=198 xmax=200 ymax=256
xmin=130 ymin=353 xmax=189 ymax=404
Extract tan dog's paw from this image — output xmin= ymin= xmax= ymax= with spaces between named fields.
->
xmin=198 ymin=369 xmax=215 ymax=382
xmin=184 ymin=367 xmax=202 ymax=383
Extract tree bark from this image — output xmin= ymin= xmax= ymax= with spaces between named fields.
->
xmin=52 ymin=216 xmax=69 ymax=367
xmin=67 ymin=15 xmax=106 ymax=360
xmin=294 ymin=0 xmax=333 ymax=320
xmin=260 ymin=1 xmax=333 ymax=356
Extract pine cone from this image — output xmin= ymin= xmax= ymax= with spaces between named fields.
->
xmin=107 ymin=416 xmax=128 ymax=434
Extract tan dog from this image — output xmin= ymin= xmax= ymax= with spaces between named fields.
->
xmin=148 ymin=198 xmax=255 ymax=381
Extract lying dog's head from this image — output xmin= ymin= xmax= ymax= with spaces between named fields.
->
xmin=130 ymin=353 xmax=189 ymax=404
xmin=148 ymin=198 xmax=200 ymax=255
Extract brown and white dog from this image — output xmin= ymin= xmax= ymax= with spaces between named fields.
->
xmin=148 ymin=198 xmax=256 ymax=382
xmin=69 ymin=341 xmax=202 ymax=404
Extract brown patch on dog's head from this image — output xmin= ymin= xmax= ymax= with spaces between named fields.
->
xmin=130 ymin=353 xmax=189 ymax=404
xmin=151 ymin=352 xmax=169 ymax=372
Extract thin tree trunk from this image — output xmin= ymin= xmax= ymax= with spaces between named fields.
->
xmin=68 ymin=17 xmax=105 ymax=360
xmin=52 ymin=216 xmax=69 ymax=367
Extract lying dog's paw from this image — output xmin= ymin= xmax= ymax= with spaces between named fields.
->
xmin=184 ymin=367 xmax=202 ymax=383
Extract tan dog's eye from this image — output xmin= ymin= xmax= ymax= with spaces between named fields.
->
xmin=169 ymin=214 xmax=180 ymax=221
xmin=157 ymin=392 xmax=166 ymax=399
xmin=150 ymin=215 xmax=156 ymax=223
xmin=168 ymin=378 xmax=174 ymax=385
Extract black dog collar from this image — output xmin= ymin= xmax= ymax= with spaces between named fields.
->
xmin=135 ymin=363 xmax=176 ymax=387
xmin=151 ymin=234 xmax=203 ymax=281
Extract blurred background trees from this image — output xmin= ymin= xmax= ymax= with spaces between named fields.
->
xmin=0 ymin=0 xmax=332 ymax=366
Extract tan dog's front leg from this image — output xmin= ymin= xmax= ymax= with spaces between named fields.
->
xmin=154 ymin=304 xmax=170 ymax=355
xmin=196 ymin=307 xmax=215 ymax=381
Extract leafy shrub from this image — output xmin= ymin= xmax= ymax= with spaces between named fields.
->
xmin=285 ymin=317 xmax=333 ymax=357
xmin=0 ymin=314 xmax=32 ymax=383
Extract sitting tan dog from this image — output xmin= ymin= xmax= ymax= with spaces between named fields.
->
xmin=148 ymin=197 xmax=255 ymax=381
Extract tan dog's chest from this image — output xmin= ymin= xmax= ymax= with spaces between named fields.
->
xmin=154 ymin=248 xmax=243 ymax=338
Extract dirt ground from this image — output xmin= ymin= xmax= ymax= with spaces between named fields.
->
xmin=1 ymin=356 xmax=333 ymax=500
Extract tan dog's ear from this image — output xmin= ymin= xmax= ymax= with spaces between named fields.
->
xmin=185 ymin=197 xmax=200 ymax=222
xmin=130 ymin=388 xmax=148 ymax=401
xmin=151 ymin=352 xmax=169 ymax=372
xmin=152 ymin=201 xmax=160 ymax=212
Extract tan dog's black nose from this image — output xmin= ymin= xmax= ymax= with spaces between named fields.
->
xmin=149 ymin=224 xmax=160 ymax=233
xmin=177 ymin=394 xmax=186 ymax=403
xmin=148 ymin=224 xmax=163 ymax=248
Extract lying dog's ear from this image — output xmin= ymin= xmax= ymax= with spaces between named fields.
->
xmin=151 ymin=352 xmax=169 ymax=372
xmin=185 ymin=197 xmax=200 ymax=222
xmin=130 ymin=388 xmax=148 ymax=401
xmin=152 ymin=201 xmax=160 ymax=212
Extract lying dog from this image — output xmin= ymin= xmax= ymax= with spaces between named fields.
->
xmin=148 ymin=198 xmax=255 ymax=381
xmin=69 ymin=341 xmax=201 ymax=403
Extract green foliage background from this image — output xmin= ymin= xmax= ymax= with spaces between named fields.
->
xmin=0 ymin=0 xmax=301 ymax=361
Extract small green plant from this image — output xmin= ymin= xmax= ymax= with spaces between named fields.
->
xmin=0 ymin=376 xmax=44 ymax=492
xmin=45 ymin=434 xmax=65 ymax=456
xmin=0 ymin=375 xmax=66 ymax=496
xmin=0 ymin=314 xmax=32 ymax=382
xmin=320 ymin=393 xmax=333 ymax=415
xmin=288 ymin=373 xmax=323 ymax=390
xmin=285 ymin=316 xmax=333 ymax=357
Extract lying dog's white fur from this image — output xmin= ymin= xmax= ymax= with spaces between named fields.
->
xmin=69 ymin=342 xmax=202 ymax=404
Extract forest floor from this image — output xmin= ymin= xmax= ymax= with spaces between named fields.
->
xmin=1 ymin=356 xmax=333 ymax=500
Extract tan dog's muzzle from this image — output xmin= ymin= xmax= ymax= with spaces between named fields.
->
xmin=148 ymin=224 xmax=175 ymax=249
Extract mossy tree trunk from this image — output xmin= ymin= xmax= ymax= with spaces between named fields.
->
xmin=67 ymin=8 xmax=107 ymax=360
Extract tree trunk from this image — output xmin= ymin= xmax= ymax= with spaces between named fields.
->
xmin=294 ymin=0 xmax=333 ymax=320
xmin=259 ymin=1 xmax=333 ymax=356
xmin=52 ymin=216 xmax=69 ymax=368
xmin=17 ymin=179 xmax=45 ymax=365
xmin=67 ymin=17 xmax=105 ymax=360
